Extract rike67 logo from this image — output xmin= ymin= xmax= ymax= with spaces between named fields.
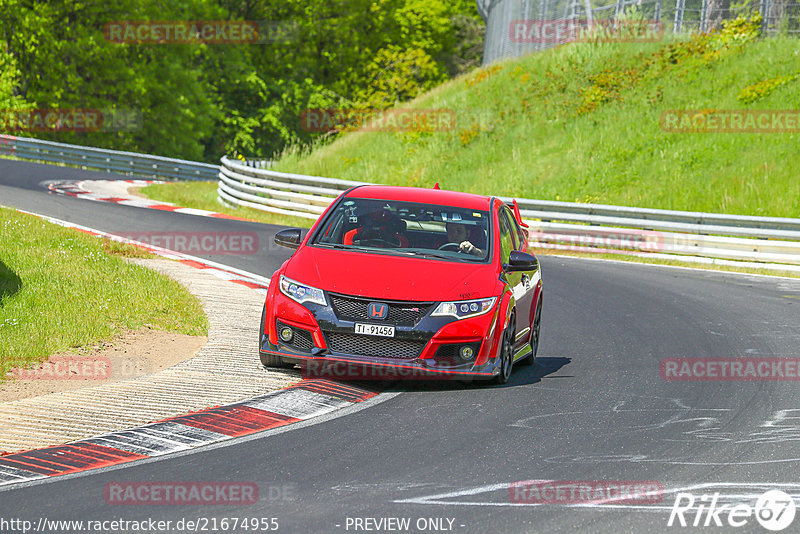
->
xmin=668 ymin=490 xmax=797 ymax=531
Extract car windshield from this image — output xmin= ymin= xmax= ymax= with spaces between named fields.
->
xmin=310 ymin=197 xmax=491 ymax=263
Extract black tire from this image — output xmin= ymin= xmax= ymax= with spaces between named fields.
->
xmin=521 ymin=295 xmax=542 ymax=366
xmin=493 ymin=312 xmax=515 ymax=385
xmin=259 ymin=305 xmax=295 ymax=369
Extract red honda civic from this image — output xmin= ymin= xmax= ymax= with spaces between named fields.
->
xmin=259 ymin=185 xmax=542 ymax=384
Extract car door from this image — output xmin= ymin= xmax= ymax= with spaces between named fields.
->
xmin=498 ymin=207 xmax=530 ymax=350
xmin=501 ymin=207 xmax=536 ymax=348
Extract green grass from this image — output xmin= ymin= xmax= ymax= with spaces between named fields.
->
xmin=0 ymin=207 xmax=208 ymax=384
xmin=139 ymin=181 xmax=315 ymax=228
xmin=274 ymin=21 xmax=800 ymax=218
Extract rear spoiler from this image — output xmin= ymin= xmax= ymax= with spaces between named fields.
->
xmin=512 ymin=199 xmax=529 ymax=228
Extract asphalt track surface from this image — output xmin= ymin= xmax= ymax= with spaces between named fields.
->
xmin=2 ymin=158 xmax=800 ymax=533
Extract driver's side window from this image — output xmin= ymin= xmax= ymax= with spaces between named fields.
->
xmin=498 ymin=210 xmax=514 ymax=264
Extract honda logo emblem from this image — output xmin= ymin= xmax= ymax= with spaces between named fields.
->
xmin=367 ymin=302 xmax=388 ymax=320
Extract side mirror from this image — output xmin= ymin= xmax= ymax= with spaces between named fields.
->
xmin=504 ymin=250 xmax=538 ymax=272
xmin=274 ymin=228 xmax=303 ymax=249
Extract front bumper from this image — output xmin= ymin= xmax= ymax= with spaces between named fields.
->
xmin=261 ymin=291 xmax=504 ymax=381
xmin=260 ymin=344 xmax=498 ymax=381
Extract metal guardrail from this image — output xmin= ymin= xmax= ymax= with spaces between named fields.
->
xmin=4 ymin=135 xmax=795 ymax=269
xmin=501 ymin=197 xmax=800 ymax=237
xmin=0 ymin=134 xmax=217 ymax=181
xmin=218 ymin=156 xmax=364 ymax=220
xmin=218 ymin=156 xmax=800 ymax=268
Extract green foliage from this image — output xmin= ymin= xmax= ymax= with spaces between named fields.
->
xmin=566 ymin=15 xmax=765 ymax=116
xmin=0 ymin=0 xmax=221 ymax=159
xmin=354 ymin=46 xmax=445 ymax=109
xmin=738 ymin=74 xmax=800 ymax=103
xmin=0 ymin=0 xmax=484 ymax=161
xmin=0 ymin=44 xmax=29 ymax=112
xmin=715 ymin=13 xmax=763 ymax=42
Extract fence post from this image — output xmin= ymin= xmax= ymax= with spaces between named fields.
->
xmin=537 ymin=0 xmax=549 ymax=51
xmin=700 ymin=0 xmax=708 ymax=32
xmin=585 ymin=0 xmax=594 ymax=24
xmin=615 ymin=0 xmax=625 ymax=26
xmin=674 ymin=0 xmax=685 ymax=33
xmin=759 ymin=0 xmax=770 ymax=32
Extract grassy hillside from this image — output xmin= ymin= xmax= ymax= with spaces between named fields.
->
xmin=274 ymin=18 xmax=800 ymax=218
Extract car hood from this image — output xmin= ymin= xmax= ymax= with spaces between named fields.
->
xmin=284 ymin=246 xmax=498 ymax=302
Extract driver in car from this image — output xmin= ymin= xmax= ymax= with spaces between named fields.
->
xmin=444 ymin=222 xmax=484 ymax=256
xmin=343 ymin=209 xmax=409 ymax=247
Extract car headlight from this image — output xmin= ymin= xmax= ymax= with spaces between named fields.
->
xmin=432 ymin=297 xmax=496 ymax=319
xmin=279 ymin=275 xmax=327 ymax=307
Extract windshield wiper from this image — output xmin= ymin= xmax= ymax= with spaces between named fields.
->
xmin=403 ymin=250 xmax=487 ymax=261
xmin=316 ymin=244 xmax=416 ymax=256
xmin=315 ymin=244 xmax=480 ymax=261
xmin=402 ymin=250 xmax=454 ymax=260
xmin=315 ymin=243 xmax=353 ymax=250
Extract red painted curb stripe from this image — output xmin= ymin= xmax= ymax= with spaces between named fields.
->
xmin=0 ymin=443 xmax=147 ymax=476
xmin=208 ymin=213 xmax=253 ymax=221
xmin=147 ymin=204 xmax=180 ymax=211
xmin=167 ymin=406 xmax=301 ymax=437
xmin=177 ymin=259 xmax=210 ymax=269
xmin=73 ymin=228 xmax=99 ymax=236
xmin=50 ymin=181 xmax=261 ymax=223
xmin=290 ymin=379 xmax=380 ymax=403
xmin=230 ymin=279 xmax=267 ymax=290
xmin=0 ymin=381 xmax=382 ymax=486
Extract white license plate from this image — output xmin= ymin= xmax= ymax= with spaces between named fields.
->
xmin=355 ymin=323 xmax=395 ymax=337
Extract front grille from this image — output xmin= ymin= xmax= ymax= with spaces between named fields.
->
xmin=276 ymin=320 xmax=314 ymax=352
xmin=329 ymin=294 xmax=433 ymax=327
xmin=324 ymin=332 xmax=426 ymax=359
